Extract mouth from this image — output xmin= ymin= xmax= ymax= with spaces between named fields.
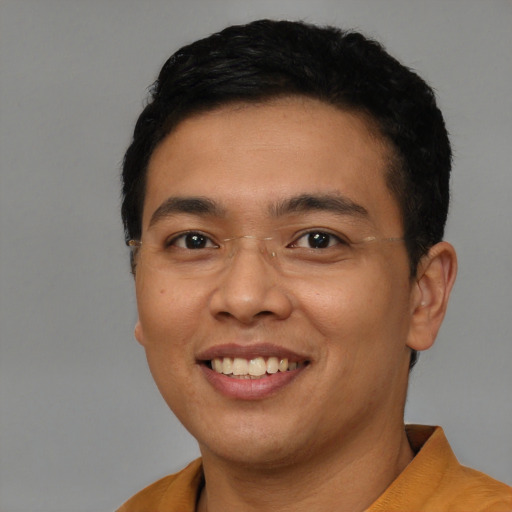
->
xmin=196 ymin=344 xmax=311 ymax=399
xmin=206 ymin=356 xmax=309 ymax=379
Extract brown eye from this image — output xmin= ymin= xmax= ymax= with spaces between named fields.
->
xmin=168 ymin=232 xmax=217 ymax=249
xmin=291 ymin=231 xmax=344 ymax=249
xmin=307 ymin=232 xmax=331 ymax=248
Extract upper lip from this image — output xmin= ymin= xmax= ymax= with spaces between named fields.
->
xmin=196 ymin=343 xmax=309 ymax=363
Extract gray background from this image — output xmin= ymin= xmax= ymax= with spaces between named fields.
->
xmin=1 ymin=1 xmax=511 ymax=510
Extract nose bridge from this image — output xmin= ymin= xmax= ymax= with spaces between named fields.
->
xmin=224 ymin=234 xmax=276 ymax=261
xmin=209 ymin=234 xmax=292 ymax=323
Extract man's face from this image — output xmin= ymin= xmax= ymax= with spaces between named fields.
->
xmin=134 ymin=97 xmax=417 ymax=467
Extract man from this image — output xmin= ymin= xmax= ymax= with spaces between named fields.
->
xmin=117 ymin=19 xmax=511 ymax=511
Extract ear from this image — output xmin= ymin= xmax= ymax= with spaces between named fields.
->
xmin=134 ymin=319 xmax=146 ymax=347
xmin=407 ymin=242 xmax=457 ymax=352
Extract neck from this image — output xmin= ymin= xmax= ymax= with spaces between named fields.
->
xmin=196 ymin=422 xmax=414 ymax=512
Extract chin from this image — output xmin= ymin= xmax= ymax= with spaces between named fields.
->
xmin=196 ymin=417 xmax=329 ymax=472
xmin=201 ymin=439 xmax=308 ymax=470
xmin=192 ymin=416 xmax=302 ymax=466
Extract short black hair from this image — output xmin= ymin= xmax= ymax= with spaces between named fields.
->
xmin=121 ymin=19 xmax=452 ymax=369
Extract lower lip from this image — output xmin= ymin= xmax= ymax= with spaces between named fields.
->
xmin=200 ymin=365 xmax=307 ymax=400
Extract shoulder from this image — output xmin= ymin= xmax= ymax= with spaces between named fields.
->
xmin=116 ymin=459 xmax=203 ymax=512
xmin=412 ymin=425 xmax=512 ymax=511
xmin=436 ymin=464 xmax=512 ymax=511
xmin=370 ymin=426 xmax=512 ymax=511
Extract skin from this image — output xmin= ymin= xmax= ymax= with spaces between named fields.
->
xmin=133 ymin=97 xmax=457 ymax=512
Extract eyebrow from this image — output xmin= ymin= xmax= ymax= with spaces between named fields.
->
xmin=149 ymin=196 xmax=226 ymax=227
xmin=270 ymin=193 xmax=369 ymax=218
xmin=148 ymin=192 xmax=369 ymax=228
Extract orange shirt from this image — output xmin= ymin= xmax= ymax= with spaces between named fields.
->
xmin=117 ymin=425 xmax=512 ymax=512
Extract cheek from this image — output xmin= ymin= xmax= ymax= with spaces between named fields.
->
xmin=297 ymin=262 xmax=411 ymax=350
xmin=134 ymin=275 xmax=209 ymax=409
xmin=135 ymin=272 xmax=207 ymax=348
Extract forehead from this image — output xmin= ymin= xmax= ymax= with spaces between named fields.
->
xmin=144 ymin=97 xmax=401 ymax=233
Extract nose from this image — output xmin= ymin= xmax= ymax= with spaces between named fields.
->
xmin=208 ymin=239 xmax=293 ymax=325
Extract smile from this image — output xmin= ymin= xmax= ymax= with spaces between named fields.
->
xmin=197 ymin=344 xmax=311 ymax=399
xmin=209 ymin=356 xmax=308 ymax=379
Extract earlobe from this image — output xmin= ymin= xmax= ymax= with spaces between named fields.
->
xmin=407 ymin=242 xmax=457 ymax=352
xmin=134 ymin=320 xmax=145 ymax=346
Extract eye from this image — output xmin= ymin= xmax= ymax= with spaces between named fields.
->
xmin=290 ymin=231 xmax=345 ymax=249
xmin=166 ymin=231 xmax=218 ymax=250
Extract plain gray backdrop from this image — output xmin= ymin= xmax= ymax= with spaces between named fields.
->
xmin=1 ymin=1 xmax=511 ymax=511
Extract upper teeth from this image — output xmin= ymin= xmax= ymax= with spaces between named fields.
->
xmin=211 ymin=357 xmax=300 ymax=377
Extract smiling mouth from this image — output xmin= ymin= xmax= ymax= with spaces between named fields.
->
xmin=206 ymin=357 xmax=309 ymax=379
